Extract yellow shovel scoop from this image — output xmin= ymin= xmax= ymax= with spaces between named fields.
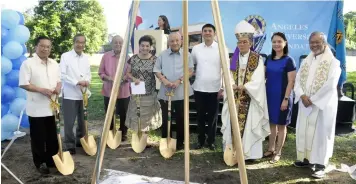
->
xmin=79 ymin=87 xmax=97 ymax=156
xmin=159 ymin=88 xmax=176 ymax=158
xmin=50 ymin=96 xmax=75 ymax=175
xmin=131 ymin=95 xmax=148 ymax=153
xmin=107 ymin=107 xmax=122 ymax=149
xmin=223 ymin=93 xmax=241 ymax=166
xmin=224 ymin=143 xmax=238 ymax=166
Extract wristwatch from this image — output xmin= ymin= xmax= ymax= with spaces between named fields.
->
xmin=284 ymin=97 xmax=289 ymax=101
xmin=179 ymin=78 xmax=183 ymax=84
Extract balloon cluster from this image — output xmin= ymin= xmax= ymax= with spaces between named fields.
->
xmin=1 ymin=9 xmax=30 ymax=141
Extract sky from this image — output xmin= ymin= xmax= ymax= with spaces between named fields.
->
xmin=1 ymin=0 xmax=355 ymax=39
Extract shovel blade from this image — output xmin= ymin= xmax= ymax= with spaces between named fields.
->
xmin=52 ymin=151 xmax=75 ymax=175
xmin=223 ymin=144 xmax=238 ymax=166
xmin=107 ymin=130 xmax=122 ymax=149
xmin=159 ymin=138 xmax=177 ymax=158
xmin=131 ymin=133 xmax=148 ymax=153
xmin=80 ymin=135 xmax=97 ymax=156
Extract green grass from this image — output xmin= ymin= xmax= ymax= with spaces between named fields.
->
xmin=88 ymin=66 xmax=105 ymax=120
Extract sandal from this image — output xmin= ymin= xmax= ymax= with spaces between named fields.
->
xmin=270 ymin=154 xmax=281 ymax=164
xmin=263 ymin=151 xmax=275 ymax=158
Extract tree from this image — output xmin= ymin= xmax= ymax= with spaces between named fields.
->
xmin=344 ymin=11 xmax=356 ymax=49
xmin=25 ymin=0 xmax=107 ymax=60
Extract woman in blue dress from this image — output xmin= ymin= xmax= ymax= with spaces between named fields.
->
xmin=264 ymin=32 xmax=296 ymax=163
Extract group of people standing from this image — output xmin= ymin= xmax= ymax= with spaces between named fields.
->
xmin=19 ymin=14 xmax=340 ymax=180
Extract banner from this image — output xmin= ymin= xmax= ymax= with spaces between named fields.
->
xmin=138 ymin=0 xmax=343 ymax=69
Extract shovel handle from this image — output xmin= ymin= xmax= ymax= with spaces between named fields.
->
xmin=167 ymin=95 xmax=172 ymax=139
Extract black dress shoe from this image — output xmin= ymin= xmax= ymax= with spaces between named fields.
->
xmin=177 ymin=143 xmax=184 ymax=150
xmin=37 ymin=163 xmax=50 ymax=174
xmin=208 ymin=144 xmax=216 ymax=151
xmin=66 ymin=148 xmax=76 ymax=155
xmin=194 ymin=143 xmax=204 ymax=149
xmin=122 ymin=135 xmax=127 ymax=141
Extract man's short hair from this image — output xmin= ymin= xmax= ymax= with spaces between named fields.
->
xmin=202 ymin=23 xmax=216 ymax=32
xmin=111 ymin=35 xmax=123 ymax=44
xmin=309 ymin=31 xmax=327 ymax=44
xmin=35 ymin=36 xmax=51 ymax=46
xmin=73 ymin=33 xmax=86 ymax=43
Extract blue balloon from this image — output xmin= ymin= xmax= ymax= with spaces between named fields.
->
xmin=1 ymin=9 xmax=20 ymax=29
xmin=8 ymin=25 xmax=30 ymax=44
xmin=14 ymin=87 xmax=26 ymax=99
xmin=1 ymin=103 xmax=9 ymax=117
xmin=22 ymin=44 xmax=27 ymax=55
xmin=1 ymin=56 xmax=12 ymax=75
xmin=1 ymin=130 xmax=13 ymax=141
xmin=20 ymin=113 xmax=29 ymax=128
xmin=5 ymin=70 xmax=19 ymax=87
xmin=3 ymin=41 xmax=23 ymax=59
xmin=17 ymin=11 xmax=25 ymax=25
xmin=9 ymin=98 xmax=26 ymax=116
xmin=1 ymin=114 xmax=19 ymax=132
xmin=1 ymin=27 xmax=10 ymax=46
xmin=11 ymin=55 xmax=27 ymax=70
xmin=1 ymin=85 xmax=16 ymax=103
xmin=1 ymin=75 xmax=6 ymax=87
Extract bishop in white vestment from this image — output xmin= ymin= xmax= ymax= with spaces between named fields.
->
xmin=294 ymin=32 xmax=341 ymax=178
xmin=221 ymin=20 xmax=270 ymax=162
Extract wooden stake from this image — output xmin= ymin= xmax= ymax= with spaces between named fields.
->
xmin=182 ymin=1 xmax=190 ymax=183
xmin=211 ymin=0 xmax=248 ymax=183
xmin=91 ymin=1 xmax=140 ymax=183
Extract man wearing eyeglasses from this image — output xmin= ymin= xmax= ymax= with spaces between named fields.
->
xmin=98 ymin=35 xmax=130 ymax=141
xmin=19 ymin=36 xmax=61 ymax=174
xmin=221 ymin=20 xmax=270 ymax=162
xmin=60 ymin=34 xmax=91 ymax=155
xmin=293 ymin=32 xmax=341 ymax=179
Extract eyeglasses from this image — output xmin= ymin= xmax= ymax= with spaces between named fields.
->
xmin=237 ymin=40 xmax=249 ymax=45
xmin=38 ymin=44 xmax=52 ymax=50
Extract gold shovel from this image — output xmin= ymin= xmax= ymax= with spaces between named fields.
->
xmin=79 ymin=87 xmax=97 ymax=156
xmin=159 ymin=88 xmax=177 ymax=158
xmin=131 ymin=95 xmax=148 ymax=153
xmin=223 ymin=93 xmax=241 ymax=166
xmin=50 ymin=95 xmax=75 ymax=175
xmin=224 ymin=135 xmax=237 ymax=166
xmin=106 ymin=107 xmax=122 ymax=149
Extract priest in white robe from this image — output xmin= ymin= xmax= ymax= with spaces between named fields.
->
xmin=294 ymin=31 xmax=341 ymax=179
xmin=221 ymin=20 xmax=270 ymax=163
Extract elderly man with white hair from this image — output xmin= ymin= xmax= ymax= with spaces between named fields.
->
xmin=221 ymin=20 xmax=270 ymax=162
xmin=293 ymin=31 xmax=341 ymax=178
xmin=98 ymin=35 xmax=131 ymax=141
xmin=154 ymin=32 xmax=194 ymax=150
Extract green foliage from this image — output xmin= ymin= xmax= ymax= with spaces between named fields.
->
xmin=344 ymin=11 xmax=356 ymax=50
xmin=25 ymin=0 xmax=107 ymax=60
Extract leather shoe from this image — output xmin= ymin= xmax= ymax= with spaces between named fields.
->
xmin=208 ymin=144 xmax=216 ymax=151
xmin=37 ymin=163 xmax=50 ymax=174
xmin=177 ymin=143 xmax=184 ymax=150
xmin=66 ymin=148 xmax=76 ymax=155
xmin=194 ymin=143 xmax=204 ymax=149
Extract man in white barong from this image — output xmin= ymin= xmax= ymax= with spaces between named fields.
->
xmin=221 ymin=20 xmax=270 ymax=162
xmin=293 ymin=31 xmax=341 ymax=178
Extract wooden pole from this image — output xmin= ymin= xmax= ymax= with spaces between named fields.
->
xmin=210 ymin=0 xmax=248 ymax=183
xmin=91 ymin=1 xmax=140 ymax=183
xmin=182 ymin=1 xmax=190 ymax=183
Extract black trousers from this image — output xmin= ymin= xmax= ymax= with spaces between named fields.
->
xmin=28 ymin=116 xmax=58 ymax=168
xmin=159 ymin=99 xmax=184 ymax=145
xmin=104 ymin=97 xmax=130 ymax=135
xmin=194 ymin=91 xmax=219 ymax=145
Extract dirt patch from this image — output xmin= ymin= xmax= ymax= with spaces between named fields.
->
xmin=1 ymin=121 xmax=355 ymax=184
